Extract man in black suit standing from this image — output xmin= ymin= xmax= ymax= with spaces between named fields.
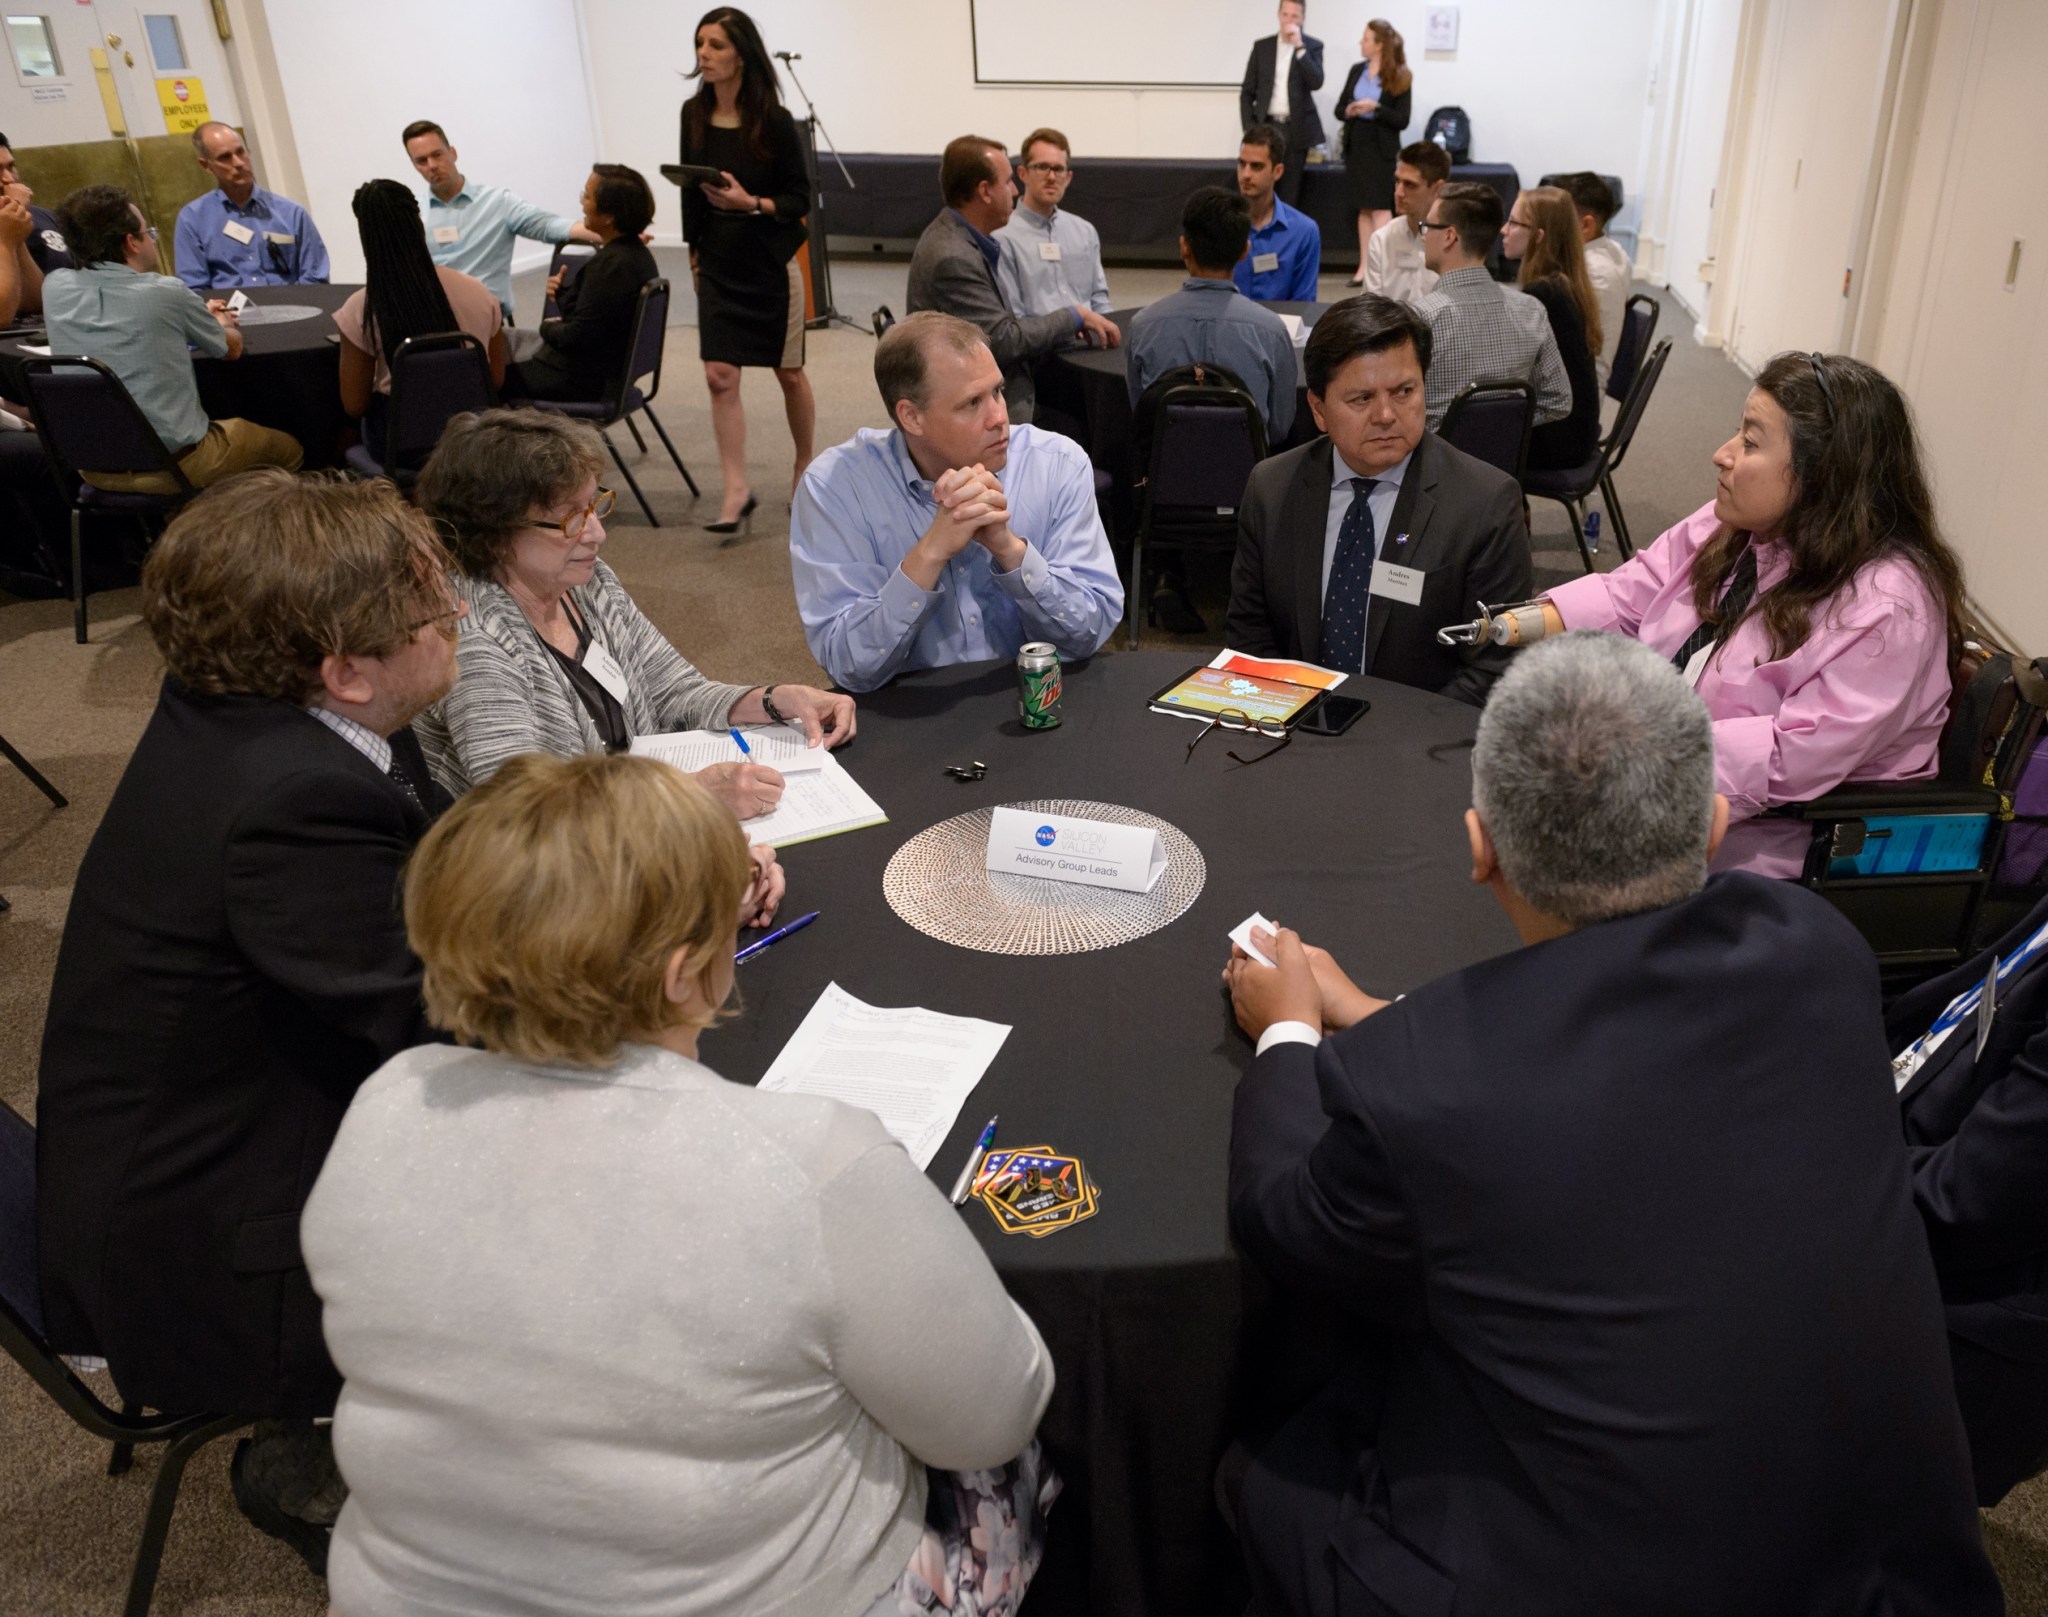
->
xmin=1226 ymin=295 xmax=1528 ymax=706
xmin=36 ymin=470 xmax=461 ymax=1573
xmin=1220 ymin=632 xmax=2000 ymax=1616
xmin=1240 ymin=0 xmax=1325 ymax=210
xmin=1888 ymin=889 xmax=2048 ymax=1505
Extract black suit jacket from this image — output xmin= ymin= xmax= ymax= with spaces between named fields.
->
xmin=1333 ymin=66 xmax=1411 ymax=165
xmin=36 ymin=681 xmax=444 ymax=1416
xmin=1240 ymin=32 xmax=1326 ymax=152
xmin=1888 ymin=892 xmax=2048 ymax=1362
xmin=1226 ymin=430 xmax=1529 ymax=705
xmin=522 ymin=234 xmax=658 ymax=402
xmin=1231 ymin=875 xmax=1999 ymax=1614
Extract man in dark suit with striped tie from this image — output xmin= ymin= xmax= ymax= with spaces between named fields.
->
xmin=36 ymin=469 xmax=458 ymax=1573
xmin=1226 ymin=295 xmax=1530 ymax=706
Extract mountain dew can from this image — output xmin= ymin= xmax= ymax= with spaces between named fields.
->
xmin=1017 ymin=643 xmax=1063 ymax=729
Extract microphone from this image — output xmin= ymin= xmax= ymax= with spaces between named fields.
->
xmin=774 ymin=50 xmax=801 ymax=60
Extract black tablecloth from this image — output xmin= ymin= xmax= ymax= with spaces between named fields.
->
xmin=0 ymin=282 xmax=357 ymax=470
xmin=816 ymin=152 xmax=1522 ymax=269
xmin=699 ymin=650 xmax=1516 ymax=1615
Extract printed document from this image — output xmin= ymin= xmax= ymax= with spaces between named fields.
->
xmin=630 ymin=730 xmax=886 ymax=846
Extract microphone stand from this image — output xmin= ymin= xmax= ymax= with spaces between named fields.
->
xmin=773 ymin=52 xmax=865 ymax=334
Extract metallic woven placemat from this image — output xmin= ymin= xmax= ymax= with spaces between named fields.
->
xmin=884 ymin=799 xmax=1206 ymax=955
xmin=234 ymin=303 xmax=323 ymax=326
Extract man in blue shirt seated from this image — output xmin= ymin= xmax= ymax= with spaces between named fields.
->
xmin=994 ymin=128 xmax=1113 ymax=322
xmin=1128 ymin=187 xmax=1296 ymax=443
xmin=173 ymin=122 xmax=329 ymax=292
xmin=403 ymin=119 xmax=597 ymax=322
xmin=791 ymin=311 xmax=1124 ymax=693
xmin=1234 ymin=124 xmax=1321 ymax=304
xmin=44 ymin=184 xmax=302 ymax=493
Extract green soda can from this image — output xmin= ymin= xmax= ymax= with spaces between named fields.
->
xmin=1017 ymin=642 xmax=1063 ymax=729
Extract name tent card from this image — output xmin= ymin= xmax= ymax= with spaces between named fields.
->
xmin=985 ymin=808 xmax=1167 ymax=895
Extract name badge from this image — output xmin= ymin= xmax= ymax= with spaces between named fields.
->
xmin=1038 ymin=241 xmax=1063 ymax=261
xmin=985 ymin=807 xmax=1167 ymax=895
xmin=1681 ymin=641 xmax=1713 ymax=688
xmin=583 ymin=638 xmax=630 ymax=705
xmin=433 ymin=225 xmax=460 ymax=245
xmin=263 ymin=231 xmax=294 ymax=245
xmin=221 ymin=219 xmax=254 ymax=244
xmin=1369 ymin=560 xmax=1426 ymax=606
xmin=1252 ymin=251 xmax=1281 ymax=274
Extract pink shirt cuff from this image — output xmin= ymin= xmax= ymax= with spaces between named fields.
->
xmin=1712 ymin=714 xmax=1777 ymax=821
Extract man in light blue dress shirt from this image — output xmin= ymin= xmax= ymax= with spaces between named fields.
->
xmin=994 ymin=129 xmax=1112 ymax=320
xmin=791 ymin=311 xmax=1123 ymax=693
xmin=402 ymin=120 xmax=596 ymax=319
xmin=1233 ymin=125 xmax=1322 ymax=303
xmin=1127 ymin=187 xmax=1297 ymax=442
xmin=173 ymin=123 xmax=329 ymax=291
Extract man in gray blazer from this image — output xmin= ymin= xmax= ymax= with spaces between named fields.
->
xmin=1226 ymin=295 xmax=1530 ymax=706
xmin=907 ymin=135 xmax=1119 ymax=422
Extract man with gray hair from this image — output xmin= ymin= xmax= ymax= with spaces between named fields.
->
xmin=1218 ymin=632 xmax=2000 ymax=1617
xmin=173 ymin=121 xmax=329 ymax=291
xmin=789 ymin=310 xmax=1123 ymax=692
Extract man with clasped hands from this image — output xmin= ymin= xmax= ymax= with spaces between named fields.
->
xmin=791 ymin=311 xmax=1123 ymax=692
xmin=1219 ymin=633 xmax=2000 ymax=1617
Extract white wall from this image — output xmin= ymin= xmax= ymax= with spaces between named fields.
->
xmin=1633 ymin=0 xmax=1746 ymax=329
xmin=257 ymin=0 xmax=602 ymax=283
xmin=581 ymin=0 xmax=1662 ymax=240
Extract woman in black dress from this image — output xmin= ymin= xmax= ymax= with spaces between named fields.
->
xmin=681 ymin=7 xmax=813 ymax=534
xmin=1502 ymin=186 xmax=1603 ymax=473
xmin=1334 ymin=19 xmax=1413 ymax=286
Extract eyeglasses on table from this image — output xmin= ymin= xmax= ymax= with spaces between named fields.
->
xmin=1183 ymin=707 xmax=1292 ymax=767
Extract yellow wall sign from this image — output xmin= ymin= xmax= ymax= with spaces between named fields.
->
xmin=157 ymin=76 xmax=209 ymax=135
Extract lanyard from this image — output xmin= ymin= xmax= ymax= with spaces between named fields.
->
xmin=1893 ymin=918 xmax=2048 ymax=1091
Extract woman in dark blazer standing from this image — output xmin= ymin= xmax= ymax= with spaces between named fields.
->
xmin=680 ymin=6 xmax=813 ymax=534
xmin=1335 ymin=19 xmax=1413 ymax=286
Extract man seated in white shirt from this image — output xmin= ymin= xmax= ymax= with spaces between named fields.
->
xmin=1361 ymin=141 xmax=1448 ymax=303
xmin=995 ymin=128 xmax=1112 ymax=321
xmin=1556 ymin=172 xmax=1630 ymax=389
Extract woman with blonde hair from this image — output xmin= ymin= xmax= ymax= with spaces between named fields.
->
xmin=1502 ymin=184 xmax=1602 ymax=471
xmin=302 ymin=752 xmax=1058 ymax=1617
xmin=1335 ymin=19 xmax=1413 ymax=285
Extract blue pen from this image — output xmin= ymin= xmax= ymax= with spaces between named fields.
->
xmin=734 ymin=909 xmax=819 ymax=964
xmin=729 ymin=727 xmax=753 ymax=759
xmin=950 ymin=1115 xmax=1000 ymax=1205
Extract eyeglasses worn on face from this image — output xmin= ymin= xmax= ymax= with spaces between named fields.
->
xmin=529 ymin=486 xmax=616 ymax=541
xmin=407 ymin=596 xmax=464 ymax=637
xmin=1418 ymin=219 xmax=1450 ymax=233
xmin=1023 ymin=163 xmax=1072 ymax=178
xmin=1184 ymin=707 xmax=1293 ymax=767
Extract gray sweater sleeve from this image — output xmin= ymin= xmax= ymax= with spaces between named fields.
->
xmin=817 ymin=1140 xmax=1055 ymax=1472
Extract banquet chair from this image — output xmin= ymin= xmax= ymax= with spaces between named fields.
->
xmin=1521 ymin=336 xmax=1671 ymax=571
xmin=0 ymin=1099 xmax=249 ymax=1616
xmin=342 ymin=332 xmax=494 ymax=489
xmin=1604 ymin=293 xmax=1659 ymax=406
xmin=20 ymin=358 xmax=197 ymax=645
xmin=1127 ymin=364 xmax=1266 ymax=647
xmin=1436 ymin=380 xmax=1534 ymax=482
xmin=542 ymin=242 xmax=597 ymax=322
xmin=532 ymin=277 xmax=699 ymax=527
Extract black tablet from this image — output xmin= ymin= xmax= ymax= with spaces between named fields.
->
xmin=1148 ymin=663 xmax=1323 ymax=729
xmin=660 ymin=163 xmax=727 ymax=189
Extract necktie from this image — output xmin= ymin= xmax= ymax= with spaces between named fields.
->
xmin=387 ymin=756 xmax=425 ymax=815
xmin=1319 ymin=478 xmax=1378 ymax=675
xmin=1669 ymin=544 xmax=1760 ymax=675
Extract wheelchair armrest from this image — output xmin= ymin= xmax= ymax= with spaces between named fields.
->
xmin=1771 ymin=780 xmax=2006 ymax=821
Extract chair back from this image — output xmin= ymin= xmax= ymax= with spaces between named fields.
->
xmin=1437 ymin=380 xmax=1534 ymax=481
xmin=0 ymin=1100 xmax=42 ymax=1340
xmin=1605 ymin=292 xmax=1659 ymax=404
xmin=616 ymin=277 xmax=672 ymax=412
xmin=21 ymin=359 xmax=192 ymax=489
xmin=1133 ymin=365 xmax=1266 ymax=514
xmin=384 ymin=332 xmax=494 ymax=477
xmin=1598 ymin=336 xmax=1670 ymax=479
xmin=1941 ymin=638 xmax=2048 ymax=793
xmin=544 ymin=242 xmax=597 ymax=321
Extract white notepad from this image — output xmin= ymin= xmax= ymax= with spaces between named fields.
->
xmin=630 ymin=730 xmax=886 ymax=847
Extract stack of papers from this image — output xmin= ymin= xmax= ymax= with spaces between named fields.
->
xmin=630 ymin=727 xmax=887 ymax=847
xmin=1206 ymin=648 xmax=1350 ymax=690
xmin=757 ymin=983 xmax=1011 ymax=1167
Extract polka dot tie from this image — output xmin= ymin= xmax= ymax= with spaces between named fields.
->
xmin=1318 ymin=478 xmax=1378 ymax=675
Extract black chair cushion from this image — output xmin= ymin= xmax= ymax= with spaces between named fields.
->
xmin=1521 ymin=457 xmax=1601 ymax=498
xmin=74 ymin=487 xmax=188 ymax=514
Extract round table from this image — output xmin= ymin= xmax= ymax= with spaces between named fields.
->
xmin=699 ymin=649 xmax=1515 ymax=1616
xmin=0 ymin=282 xmax=359 ymax=470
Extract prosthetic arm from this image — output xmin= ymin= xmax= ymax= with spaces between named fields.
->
xmin=1435 ymin=598 xmax=1559 ymax=650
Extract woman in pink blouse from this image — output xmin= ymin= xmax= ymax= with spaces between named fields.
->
xmin=1510 ymin=351 xmax=1966 ymax=875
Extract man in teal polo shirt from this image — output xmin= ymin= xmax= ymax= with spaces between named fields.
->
xmin=401 ymin=120 xmax=599 ymax=320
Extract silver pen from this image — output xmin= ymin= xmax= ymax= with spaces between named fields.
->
xmin=949 ymin=1115 xmax=1000 ymax=1206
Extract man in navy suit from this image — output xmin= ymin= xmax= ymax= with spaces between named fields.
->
xmin=1222 ymin=632 xmax=1998 ymax=1615
xmin=1889 ymin=889 xmax=2048 ymax=1505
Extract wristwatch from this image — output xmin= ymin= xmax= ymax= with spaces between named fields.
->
xmin=758 ymin=685 xmax=787 ymax=722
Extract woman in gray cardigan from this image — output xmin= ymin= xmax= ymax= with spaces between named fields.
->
xmin=412 ymin=409 xmax=855 ymax=820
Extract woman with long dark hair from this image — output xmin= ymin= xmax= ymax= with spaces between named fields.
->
xmin=1335 ymin=19 xmax=1412 ymax=286
xmin=333 ymin=179 xmax=505 ymax=459
xmin=680 ymin=6 xmax=814 ymax=535
xmin=1497 ymin=351 xmax=1966 ymax=875
xmin=1501 ymin=185 xmax=1602 ymax=472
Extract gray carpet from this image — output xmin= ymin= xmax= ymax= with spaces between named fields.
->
xmin=3 ymin=261 xmax=2044 ymax=1612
